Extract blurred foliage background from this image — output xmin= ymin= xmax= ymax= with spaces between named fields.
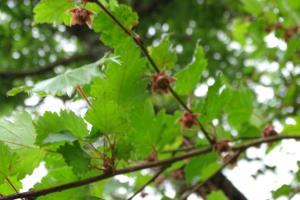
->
xmin=0 ymin=0 xmax=300 ymax=199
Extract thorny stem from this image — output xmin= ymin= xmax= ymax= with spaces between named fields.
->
xmin=91 ymin=0 xmax=214 ymax=144
xmin=1 ymin=135 xmax=299 ymax=200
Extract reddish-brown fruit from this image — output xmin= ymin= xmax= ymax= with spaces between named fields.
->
xmin=182 ymin=137 xmax=193 ymax=148
xmin=264 ymin=25 xmax=273 ymax=33
xmin=102 ymin=155 xmax=115 ymax=174
xmin=150 ymin=71 xmax=175 ymax=93
xmin=284 ymin=25 xmax=299 ymax=41
xmin=274 ymin=21 xmax=283 ymax=30
xmin=172 ymin=169 xmax=184 ymax=180
xmin=147 ymin=150 xmax=157 ymax=162
xmin=69 ymin=8 xmax=94 ymax=28
xmin=214 ymin=140 xmax=230 ymax=153
xmin=263 ymin=124 xmax=278 ymax=138
xmin=178 ymin=112 xmax=199 ymax=129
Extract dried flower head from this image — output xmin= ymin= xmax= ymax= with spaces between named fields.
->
xmin=178 ymin=112 xmax=199 ymax=129
xmin=150 ymin=71 xmax=175 ymax=93
xmin=214 ymin=140 xmax=230 ymax=153
xmin=69 ymin=7 xmax=94 ymax=28
xmin=263 ymin=124 xmax=278 ymax=138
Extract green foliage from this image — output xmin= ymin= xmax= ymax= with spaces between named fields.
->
xmin=149 ymin=36 xmax=177 ymax=69
xmin=0 ymin=142 xmax=18 ymax=182
xmin=58 ymin=141 xmax=91 ymax=175
xmin=283 ymin=117 xmax=300 ymax=135
xmin=8 ymin=58 xmax=109 ymax=96
xmin=0 ymin=112 xmax=36 ymax=149
xmin=35 ymin=110 xmax=89 ymax=145
xmin=33 ymin=0 xmax=74 ymax=25
xmin=1 ymin=0 xmax=300 ymax=199
xmin=174 ymin=44 xmax=207 ymax=95
xmin=184 ymin=152 xmax=221 ymax=183
xmin=207 ymin=190 xmax=228 ymax=200
xmin=272 ymin=184 xmax=293 ymax=199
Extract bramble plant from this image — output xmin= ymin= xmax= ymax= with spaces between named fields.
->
xmin=0 ymin=0 xmax=300 ymax=199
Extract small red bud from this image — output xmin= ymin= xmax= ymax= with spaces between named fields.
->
xmin=69 ymin=7 xmax=94 ymax=29
xmin=213 ymin=140 xmax=230 ymax=153
xmin=147 ymin=150 xmax=157 ymax=162
xmin=274 ymin=21 xmax=282 ymax=30
xmin=263 ymin=125 xmax=278 ymax=138
xmin=150 ymin=71 xmax=175 ymax=93
xmin=178 ymin=112 xmax=199 ymax=129
xmin=172 ymin=169 xmax=184 ymax=180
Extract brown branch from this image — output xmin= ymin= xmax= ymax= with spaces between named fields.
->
xmin=0 ymin=147 xmax=212 ymax=200
xmin=75 ymin=85 xmax=92 ymax=107
xmin=0 ymin=53 xmax=94 ymax=80
xmin=1 ymin=134 xmax=299 ymax=200
xmin=231 ymin=134 xmax=300 ymax=150
xmin=91 ymin=0 xmax=214 ymax=144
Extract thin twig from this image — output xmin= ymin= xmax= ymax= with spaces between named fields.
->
xmin=75 ymin=85 xmax=92 ymax=107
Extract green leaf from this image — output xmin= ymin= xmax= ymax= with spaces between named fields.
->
xmin=224 ymin=87 xmax=254 ymax=129
xmin=13 ymin=148 xmax=45 ymax=180
xmin=33 ymin=58 xmax=107 ymax=96
xmin=0 ymin=142 xmax=19 ymax=183
xmin=232 ymin=18 xmax=250 ymax=46
xmin=6 ymin=85 xmax=32 ymax=96
xmin=93 ymin=4 xmax=138 ymax=47
xmin=34 ymin=166 xmax=88 ymax=200
xmin=207 ymin=191 xmax=228 ymax=200
xmin=0 ymin=176 xmax=22 ymax=195
xmin=85 ymin=38 xmax=148 ymax=135
xmin=239 ymin=123 xmax=261 ymax=138
xmin=148 ymin=36 xmax=177 ymax=70
xmin=196 ymin=77 xmax=228 ymax=125
xmin=58 ymin=141 xmax=91 ymax=175
xmin=35 ymin=110 xmax=89 ymax=145
xmin=0 ymin=112 xmax=36 ymax=149
xmin=272 ymin=184 xmax=293 ymax=199
xmin=33 ymin=0 xmax=74 ymax=25
xmin=184 ymin=152 xmax=221 ymax=183
xmin=174 ymin=44 xmax=207 ymax=95
xmin=7 ymin=58 xmax=111 ymax=97
xmin=241 ymin=0 xmax=262 ymax=16
xmin=283 ymin=117 xmax=300 ymax=135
